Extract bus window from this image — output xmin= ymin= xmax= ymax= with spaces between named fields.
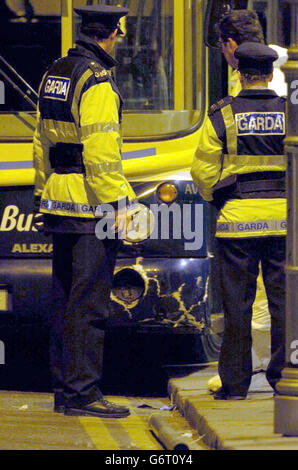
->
xmin=247 ymin=1 xmax=291 ymax=47
xmin=0 ymin=1 xmax=62 ymax=138
xmin=117 ymin=1 xmax=173 ymax=112
xmin=73 ymin=0 xmax=206 ymax=139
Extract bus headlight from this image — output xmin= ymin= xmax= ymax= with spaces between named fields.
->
xmin=125 ymin=203 xmax=155 ymax=243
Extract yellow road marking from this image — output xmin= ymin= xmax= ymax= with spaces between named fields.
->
xmin=79 ymin=397 xmax=166 ymax=450
xmin=79 ymin=416 xmax=131 ymax=450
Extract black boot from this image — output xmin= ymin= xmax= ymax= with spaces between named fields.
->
xmin=213 ymin=386 xmax=247 ymax=400
xmin=64 ymin=397 xmax=130 ymax=418
xmin=54 ymin=390 xmax=65 ymax=413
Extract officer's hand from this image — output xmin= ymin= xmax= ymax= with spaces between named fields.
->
xmin=112 ymin=207 xmax=131 ymax=238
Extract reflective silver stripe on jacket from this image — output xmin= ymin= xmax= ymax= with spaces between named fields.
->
xmin=84 ymin=161 xmax=123 ymax=179
xmin=42 ymin=119 xmax=80 ymax=143
xmin=217 ymin=219 xmax=287 ymax=234
xmin=80 ymin=122 xmax=120 ymax=139
xmin=221 ymin=104 xmax=237 ymax=156
xmin=40 ymin=199 xmax=102 ymax=215
xmin=222 ymin=154 xmax=287 ymax=167
xmin=42 ymin=119 xmax=120 ymax=142
xmin=71 ymin=69 xmax=93 ymax=126
xmin=97 ymin=161 xmax=122 ymax=173
xmin=216 ymin=154 xmax=287 ymax=186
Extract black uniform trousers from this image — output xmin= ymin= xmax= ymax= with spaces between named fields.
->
xmin=216 ymin=236 xmax=286 ymax=395
xmin=50 ymin=232 xmax=120 ymax=407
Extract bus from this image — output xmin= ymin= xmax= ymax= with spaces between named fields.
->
xmin=0 ymin=0 xmax=291 ymax=395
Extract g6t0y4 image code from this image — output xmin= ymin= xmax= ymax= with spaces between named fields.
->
xmin=104 ymin=454 xmax=194 ymax=466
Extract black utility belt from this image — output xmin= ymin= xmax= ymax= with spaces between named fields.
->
xmin=49 ymin=143 xmax=85 ymax=174
xmin=237 ymin=171 xmax=285 ymax=193
xmin=212 ymin=171 xmax=286 ymax=210
xmin=214 ymin=172 xmax=285 ymax=194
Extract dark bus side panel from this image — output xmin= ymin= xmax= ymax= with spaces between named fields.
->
xmin=0 ymin=181 xmax=221 ymax=394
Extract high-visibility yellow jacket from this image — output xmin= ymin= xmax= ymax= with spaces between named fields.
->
xmin=33 ymin=37 xmax=136 ymax=219
xmin=191 ymin=89 xmax=287 ymax=238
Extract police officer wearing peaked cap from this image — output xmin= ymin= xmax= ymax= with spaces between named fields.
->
xmin=33 ymin=5 xmax=137 ymax=418
xmin=191 ymin=41 xmax=287 ymax=400
xmin=235 ymin=41 xmax=278 ymax=74
xmin=74 ymin=4 xmax=129 ymax=36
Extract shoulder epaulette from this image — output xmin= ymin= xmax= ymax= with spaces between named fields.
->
xmin=88 ymin=61 xmax=111 ymax=83
xmin=208 ymin=95 xmax=234 ymax=116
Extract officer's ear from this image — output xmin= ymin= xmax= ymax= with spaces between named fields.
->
xmin=226 ymin=38 xmax=238 ymax=52
xmin=268 ymin=72 xmax=274 ymax=83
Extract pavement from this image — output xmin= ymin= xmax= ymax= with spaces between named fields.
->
xmin=168 ymin=366 xmax=298 ymax=450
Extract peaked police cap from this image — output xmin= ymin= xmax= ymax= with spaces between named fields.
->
xmin=74 ymin=5 xmax=129 ymax=35
xmin=235 ymin=42 xmax=278 ymax=75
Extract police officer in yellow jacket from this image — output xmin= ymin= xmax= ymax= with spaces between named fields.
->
xmin=33 ymin=5 xmax=136 ymax=417
xmin=191 ymin=42 xmax=286 ymax=400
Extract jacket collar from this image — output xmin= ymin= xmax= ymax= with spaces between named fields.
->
xmin=238 ymin=88 xmax=279 ymax=98
xmin=69 ymin=35 xmax=117 ymax=69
